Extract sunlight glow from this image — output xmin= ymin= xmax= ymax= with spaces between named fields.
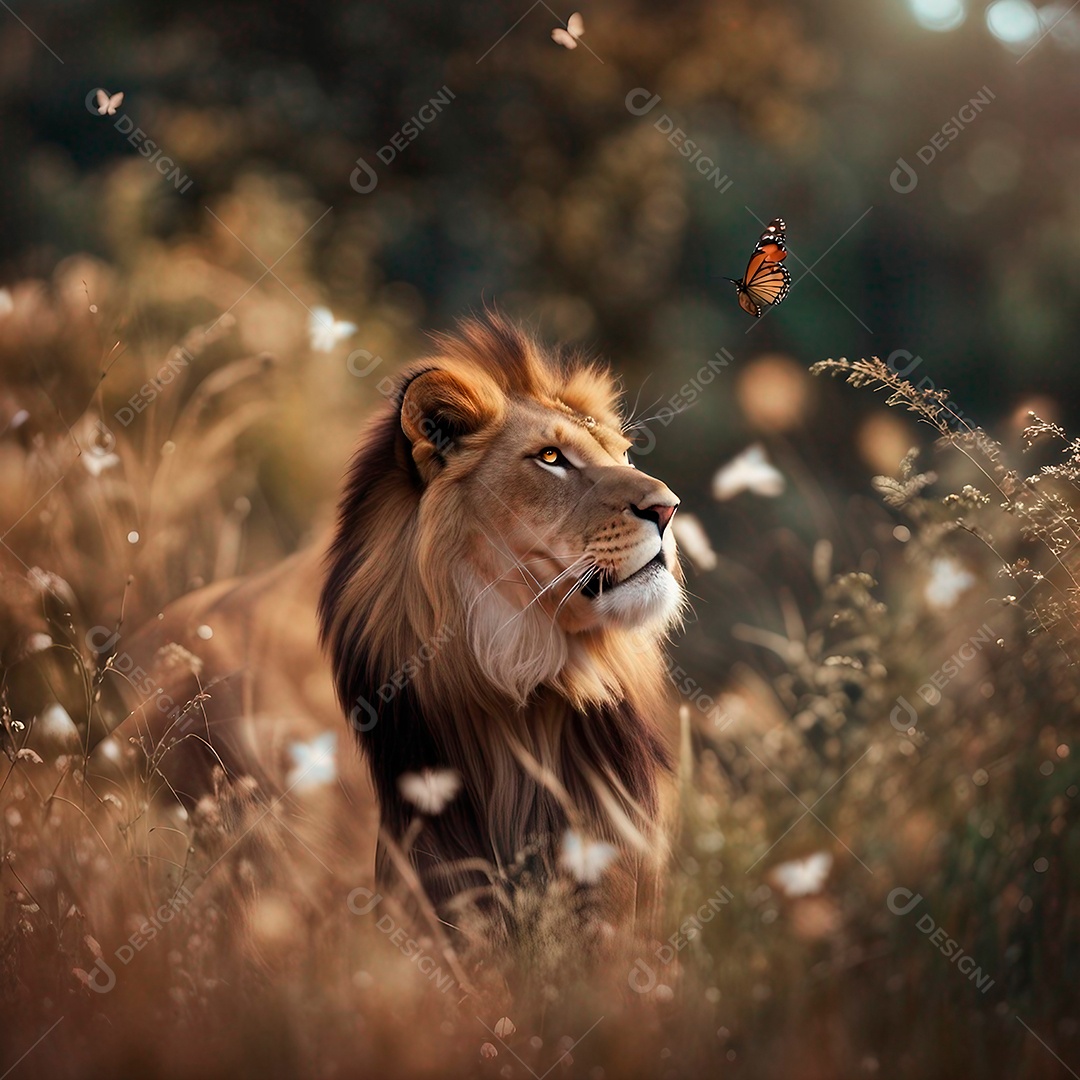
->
xmin=1038 ymin=2 xmax=1080 ymax=48
xmin=909 ymin=0 xmax=967 ymax=32
xmin=986 ymin=0 xmax=1041 ymax=43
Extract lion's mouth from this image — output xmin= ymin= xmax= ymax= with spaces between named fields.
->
xmin=580 ymin=553 xmax=666 ymax=599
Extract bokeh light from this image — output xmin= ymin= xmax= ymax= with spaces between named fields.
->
xmin=0 ymin=4 xmax=1079 ymax=1076
xmin=735 ymin=354 xmax=810 ymax=433
xmin=909 ymin=0 xmax=967 ymax=32
xmin=856 ymin=413 xmax=912 ymax=474
xmin=986 ymin=0 xmax=1041 ymax=44
xmin=968 ymin=136 xmax=1024 ymax=195
xmin=1039 ymin=2 xmax=1080 ymax=49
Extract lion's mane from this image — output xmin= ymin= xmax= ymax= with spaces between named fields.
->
xmin=318 ymin=317 xmax=677 ymax=924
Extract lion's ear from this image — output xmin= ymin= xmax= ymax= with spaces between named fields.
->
xmin=399 ymin=369 xmax=499 ymax=480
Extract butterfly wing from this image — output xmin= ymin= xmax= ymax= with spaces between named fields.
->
xmin=736 ymin=289 xmax=761 ymax=318
xmin=772 ymin=852 xmax=832 ymax=897
xmin=755 ymin=218 xmax=787 ymax=257
xmin=551 ymin=27 xmax=578 ymax=48
xmin=743 ymin=258 xmax=791 ymax=315
xmin=398 ymin=772 xmax=426 ymax=806
xmin=582 ymin=841 xmax=616 ymax=882
xmin=108 ymin=92 xmax=124 ymax=114
xmin=713 ymin=443 xmax=785 ymax=499
xmin=95 ymin=89 xmax=109 ymax=114
xmin=731 ymin=217 xmax=791 ymax=316
xmin=313 ymin=731 xmax=337 ymax=758
xmin=309 ymin=306 xmax=340 ymax=351
xmin=742 ymin=249 xmax=767 ymax=283
xmin=333 ymin=320 xmax=358 ymax=344
xmin=567 ymin=11 xmax=584 ymax=37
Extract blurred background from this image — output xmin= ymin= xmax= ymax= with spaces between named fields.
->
xmin=1 ymin=0 xmax=1078 ymax=593
xmin=1 ymin=1 xmax=1079 ymax=1078
xmin=3 ymin=0 xmax=1078 ymax=734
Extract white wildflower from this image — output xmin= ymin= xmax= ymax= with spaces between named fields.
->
xmin=671 ymin=513 xmax=718 ymax=571
xmin=398 ymin=768 xmax=461 ymax=814
xmin=308 ymin=306 xmax=357 ymax=352
xmin=925 ymin=557 xmax=975 ymax=610
xmin=770 ymin=852 xmax=832 ymax=898
xmin=286 ymin=732 xmax=338 ymax=790
xmin=712 ymin=443 xmax=785 ymax=500
xmin=559 ymin=830 xmax=617 ymax=884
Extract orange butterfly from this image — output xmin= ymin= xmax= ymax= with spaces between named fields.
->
xmin=728 ymin=218 xmax=791 ymax=318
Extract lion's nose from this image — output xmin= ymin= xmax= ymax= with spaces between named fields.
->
xmin=631 ymin=501 xmax=678 ymax=537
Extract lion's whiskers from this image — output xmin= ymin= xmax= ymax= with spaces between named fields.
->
xmin=476 ymin=528 xmax=545 ymax=593
xmin=545 ymin=565 xmax=597 ymax=643
xmin=493 ymin=555 xmax=595 ymax=635
xmin=466 ymin=550 xmax=592 ymax=625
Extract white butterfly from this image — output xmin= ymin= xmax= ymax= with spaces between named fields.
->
xmin=309 ymin=305 xmax=358 ymax=352
xmin=82 ymin=445 xmax=120 ymax=477
xmin=551 ymin=11 xmax=585 ymax=49
xmin=33 ymin=701 xmax=81 ymax=748
xmin=712 ymin=443 xmax=785 ymax=501
xmin=0 ymin=288 xmax=13 ymax=317
xmin=770 ymin=852 xmax=833 ymax=898
xmin=398 ymin=768 xmax=461 ymax=815
xmin=559 ymin=830 xmax=617 ymax=884
xmin=671 ymin=512 xmax=718 ymax=571
xmin=925 ymin=557 xmax=975 ymax=610
xmin=96 ymin=89 xmax=124 ymax=116
xmin=493 ymin=1017 xmax=517 ymax=1038
xmin=287 ymin=731 xmax=338 ymax=790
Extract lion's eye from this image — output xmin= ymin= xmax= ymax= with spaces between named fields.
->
xmin=537 ymin=447 xmax=571 ymax=469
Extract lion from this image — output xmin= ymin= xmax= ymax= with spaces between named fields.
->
xmin=109 ymin=315 xmax=684 ymax=940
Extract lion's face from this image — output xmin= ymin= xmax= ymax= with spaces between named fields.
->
xmin=465 ymin=398 xmax=682 ymax=634
xmin=399 ymin=358 xmax=683 ymax=681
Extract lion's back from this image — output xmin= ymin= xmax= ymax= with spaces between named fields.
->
xmin=101 ymin=543 xmax=372 ymax=814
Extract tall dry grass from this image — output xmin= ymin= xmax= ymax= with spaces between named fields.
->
xmin=0 ymin=260 xmax=1078 ymax=1078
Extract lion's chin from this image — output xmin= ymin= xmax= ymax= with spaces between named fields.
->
xmin=588 ymin=554 xmax=682 ymax=629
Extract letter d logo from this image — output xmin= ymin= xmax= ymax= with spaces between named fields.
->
xmin=885 ymin=349 xmax=923 ymax=379
xmin=347 ymin=887 xmax=383 ymax=916
xmin=890 ymin=157 xmax=918 ymax=194
xmin=350 ymin=156 xmax=378 ymax=194
xmin=628 ymin=958 xmax=657 ymax=994
xmin=347 ymin=349 xmax=383 ymax=378
xmin=85 ymin=625 xmax=121 ymax=655
xmin=349 ymin=696 xmax=379 ymax=734
xmin=85 ymin=956 xmax=117 ymax=993
xmin=625 ymin=87 xmax=661 ymax=116
xmin=886 ymin=887 xmax=923 ymax=917
xmin=890 ymin=695 xmax=918 ymax=733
